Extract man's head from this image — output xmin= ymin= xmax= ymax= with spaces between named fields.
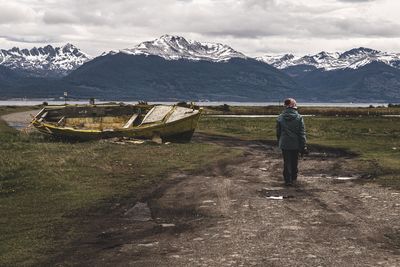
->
xmin=284 ymin=98 xmax=297 ymax=109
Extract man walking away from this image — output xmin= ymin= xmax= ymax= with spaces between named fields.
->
xmin=276 ymin=98 xmax=307 ymax=186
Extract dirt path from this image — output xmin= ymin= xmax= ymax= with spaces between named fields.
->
xmin=53 ymin=133 xmax=400 ymax=266
xmin=1 ymin=109 xmax=40 ymax=130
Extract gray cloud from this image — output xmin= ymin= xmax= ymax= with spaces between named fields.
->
xmin=43 ymin=10 xmax=77 ymax=24
xmin=0 ymin=2 xmax=38 ymax=24
xmin=0 ymin=35 xmax=57 ymax=44
xmin=0 ymin=0 xmax=399 ymax=56
xmin=337 ymin=0 xmax=375 ymax=2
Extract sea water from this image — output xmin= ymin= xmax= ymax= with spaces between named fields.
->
xmin=0 ymin=100 xmax=389 ymax=107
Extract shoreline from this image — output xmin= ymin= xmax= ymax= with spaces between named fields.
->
xmin=0 ymin=100 xmax=392 ymax=108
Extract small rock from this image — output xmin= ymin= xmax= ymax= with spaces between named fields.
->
xmin=161 ymin=223 xmax=175 ymax=228
xmin=193 ymin=237 xmax=204 ymax=241
xmin=125 ymin=202 xmax=152 ymax=221
xmin=336 ymin=176 xmax=355 ymax=180
xmin=137 ymin=241 xmax=159 ymax=247
xmin=151 ymin=135 xmax=162 ymax=144
xmin=131 ymin=140 xmax=145 ymax=144
xmin=266 ymin=196 xmax=284 ymax=200
xmin=281 ymin=225 xmax=302 ymax=230
xmin=268 ymin=258 xmax=280 ymax=261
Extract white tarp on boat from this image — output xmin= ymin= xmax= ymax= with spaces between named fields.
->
xmin=141 ymin=105 xmax=172 ymax=124
xmin=166 ymin=106 xmax=197 ymax=123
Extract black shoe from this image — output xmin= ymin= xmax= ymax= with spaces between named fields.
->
xmin=285 ymin=182 xmax=293 ymax=186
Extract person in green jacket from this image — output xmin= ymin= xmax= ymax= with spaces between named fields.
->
xmin=276 ymin=98 xmax=307 ymax=186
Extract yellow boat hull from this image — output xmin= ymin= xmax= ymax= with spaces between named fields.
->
xmin=32 ymin=104 xmax=202 ymax=142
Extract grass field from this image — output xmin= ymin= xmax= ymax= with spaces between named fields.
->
xmin=203 ymin=104 xmax=400 ymax=116
xmin=0 ymin=107 xmax=241 ymax=266
xmin=198 ymin=115 xmax=400 ymax=188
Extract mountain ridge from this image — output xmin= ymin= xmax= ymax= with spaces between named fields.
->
xmin=3 ymin=37 xmax=400 ymax=76
xmin=64 ymin=53 xmax=299 ymax=101
xmin=105 ymin=34 xmax=247 ymax=62
xmin=0 ymin=43 xmax=91 ymax=77
xmin=257 ymin=47 xmax=400 ymax=71
xmin=1 ymin=36 xmax=400 ymax=102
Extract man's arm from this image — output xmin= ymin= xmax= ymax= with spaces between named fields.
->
xmin=276 ymin=119 xmax=281 ymax=142
xmin=299 ymin=117 xmax=307 ymax=151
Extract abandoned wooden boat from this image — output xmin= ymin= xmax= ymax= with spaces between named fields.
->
xmin=31 ymin=103 xmax=202 ymax=142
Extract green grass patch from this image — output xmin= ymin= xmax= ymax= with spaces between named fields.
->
xmin=0 ymin=107 xmax=241 ymax=266
xmin=199 ymin=115 xmax=400 ymax=188
xmin=203 ymin=105 xmax=400 ymax=116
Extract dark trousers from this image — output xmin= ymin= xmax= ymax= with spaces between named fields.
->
xmin=282 ymin=149 xmax=299 ymax=184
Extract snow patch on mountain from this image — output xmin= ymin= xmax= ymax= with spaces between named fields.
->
xmin=257 ymin=47 xmax=400 ymax=71
xmin=109 ymin=35 xmax=246 ymax=62
xmin=0 ymin=43 xmax=91 ymax=77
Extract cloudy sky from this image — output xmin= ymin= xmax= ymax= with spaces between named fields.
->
xmin=1 ymin=0 xmax=400 ymax=57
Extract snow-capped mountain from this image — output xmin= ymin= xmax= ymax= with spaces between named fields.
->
xmin=0 ymin=43 xmax=91 ymax=77
xmin=257 ymin=47 xmax=400 ymax=71
xmin=109 ymin=34 xmax=246 ymax=62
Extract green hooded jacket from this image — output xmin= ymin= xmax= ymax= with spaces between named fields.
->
xmin=276 ymin=108 xmax=306 ymax=150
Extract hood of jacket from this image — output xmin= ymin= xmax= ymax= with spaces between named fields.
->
xmin=281 ymin=108 xmax=299 ymax=121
